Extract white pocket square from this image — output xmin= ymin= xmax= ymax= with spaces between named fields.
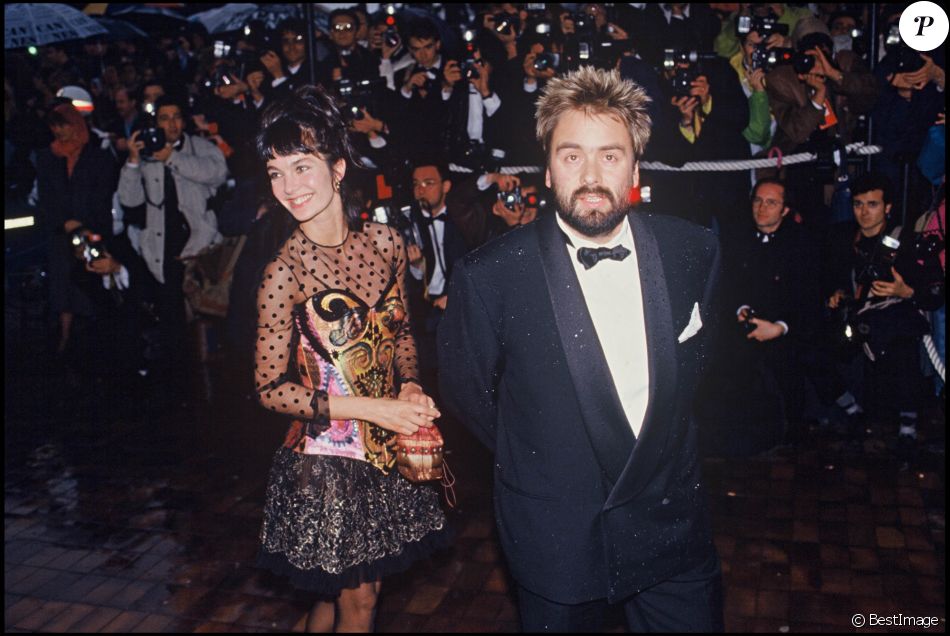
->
xmin=677 ymin=302 xmax=703 ymax=343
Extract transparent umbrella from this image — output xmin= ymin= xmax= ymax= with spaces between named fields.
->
xmin=189 ymin=3 xmax=304 ymax=35
xmin=5 ymin=3 xmax=108 ymax=49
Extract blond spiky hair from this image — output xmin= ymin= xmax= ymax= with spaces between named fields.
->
xmin=535 ymin=66 xmax=652 ymax=160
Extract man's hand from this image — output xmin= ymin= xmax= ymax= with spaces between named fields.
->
xmin=398 ymin=381 xmax=436 ymax=409
xmin=672 ymin=95 xmax=700 ymax=125
xmin=902 ymin=53 xmax=945 ymax=90
xmin=807 ymin=47 xmax=842 ymax=83
xmin=690 ymin=75 xmax=711 ymax=107
xmin=605 ymin=23 xmax=629 ymax=41
xmin=746 ymin=318 xmax=785 ymax=341
xmin=765 ymin=32 xmax=791 ymax=49
xmin=152 ymin=143 xmax=174 ymax=163
xmin=404 ymin=69 xmax=428 ymax=93
xmin=801 ymin=71 xmax=827 ymax=103
xmin=260 ymin=50 xmax=284 ymax=79
xmin=432 ymin=296 xmax=448 ymax=311
xmin=870 ymin=267 xmax=915 ymax=299
xmin=470 ymin=58 xmax=492 ymax=98
xmin=888 ymin=70 xmax=927 ymax=91
xmin=381 ymin=34 xmax=399 ymax=60
xmin=487 ymin=172 xmax=520 ymax=192
xmin=214 ymin=75 xmax=249 ymax=100
xmin=349 ymin=109 xmax=385 ymax=136
xmin=827 ymin=289 xmax=848 ymax=309
xmin=407 ymin=243 xmax=424 ymax=268
xmin=127 ymin=129 xmax=144 ymax=164
xmin=443 ymin=60 xmax=462 ymax=90
xmin=523 ymin=43 xmax=556 ymax=81
xmin=748 ymin=67 xmax=767 ymax=92
xmin=86 ymin=253 xmax=122 ymax=276
xmin=492 ymin=199 xmax=526 ymax=227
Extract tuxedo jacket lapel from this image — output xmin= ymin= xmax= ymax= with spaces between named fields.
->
xmin=605 ymin=212 xmax=677 ymax=509
xmin=536 ymin=213 xmax=635 ymax=486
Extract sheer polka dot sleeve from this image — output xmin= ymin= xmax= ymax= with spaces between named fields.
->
xmin=390 ymin=227 xmax=421 ymax=387
xmin=254 ymin=254 xmax=329 ymax=424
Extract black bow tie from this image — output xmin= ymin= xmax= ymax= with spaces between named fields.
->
xmin=756 ymin=230 xmax=776 ymax=244
xmin=418 ymin=214 xmax=446 ymax=229
xmin=576 ymin=244 xmax=631 ymax=269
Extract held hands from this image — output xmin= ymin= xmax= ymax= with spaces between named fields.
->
xmin=870 ymin=267 xmax=914 ymax=299
xmin=432 ymin=296 xmax=448 ymax=311
xmin=368 ymin=397 xmax=439 ymax=435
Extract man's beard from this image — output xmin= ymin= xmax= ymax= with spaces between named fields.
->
xmin=555 ymin=183 xmax=632 ymax=237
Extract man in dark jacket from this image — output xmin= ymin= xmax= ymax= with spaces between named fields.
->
xmin=439 ymin=67 xmax=722 ymax=632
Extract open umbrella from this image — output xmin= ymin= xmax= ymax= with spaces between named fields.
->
xmin=94 ymin=16 xmax=149 ymax=41
xmin=189 ymin=3 xmax=303 ymax=35
xmin=5 ymin=3 xmax=108 ymax=49
xmin=106 ymin=5 xmax=188 ymax=35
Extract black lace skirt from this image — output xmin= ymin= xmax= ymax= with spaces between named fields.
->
xmin=256 ymin=447 xmax=452 ymax=596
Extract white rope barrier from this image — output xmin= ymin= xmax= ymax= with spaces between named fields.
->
xmin=923 ymin=334 xmax=945 ymax=383
xmin=450 ymin=143 xmax=882 ymax=175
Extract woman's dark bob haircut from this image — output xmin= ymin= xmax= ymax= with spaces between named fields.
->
xmin=256 ymin=85 xmax=363 ymax=230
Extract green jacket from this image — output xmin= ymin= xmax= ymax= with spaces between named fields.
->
xmin=714 ymin=5 xmax=814 ymax=59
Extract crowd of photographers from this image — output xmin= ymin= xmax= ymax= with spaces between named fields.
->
xmin=3 ymin=3 xmax=945 ymax=459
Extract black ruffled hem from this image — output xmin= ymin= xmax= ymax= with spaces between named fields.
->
xmin=255 ymin=523 xmax=455 ymax=596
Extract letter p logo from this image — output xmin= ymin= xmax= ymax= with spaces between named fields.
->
xmin=900 ymin=2 xmax=948 ymax=51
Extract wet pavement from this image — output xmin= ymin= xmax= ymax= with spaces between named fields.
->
xmin=4 ymin=324 xmax=946 ymax=633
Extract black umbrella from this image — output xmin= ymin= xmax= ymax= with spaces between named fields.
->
xmin=93 ymin=16 xmax=149 ymax=41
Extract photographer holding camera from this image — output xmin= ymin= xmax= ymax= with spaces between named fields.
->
xmin=715 ymin=178 xmax=821 ymax=443
xmin=823 ymin=174 xmax=936 ymax=461
xmin=654 ymin=46 xmax=750 ymax=230
xmin=392 ymin=20 xmax=452 ymax=158
xmin=119 ymin=95 xmax=228 ymax=404
xmin=325 ymin=8 xmax=379 ymax=84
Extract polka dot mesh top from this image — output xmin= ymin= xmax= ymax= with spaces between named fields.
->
xmin=254 ymin=221 xmax=420 ymax=466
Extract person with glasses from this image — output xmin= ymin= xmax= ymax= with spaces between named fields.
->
xmin=118 ymin=95 xmax=228 ymax=405
xmin=710 ymin=177 xmax=824 ymax=451
xmin=261 ymin=18 xmax=313 ymax=96
xmin=324 ymin=8 xmax=380 ymax=84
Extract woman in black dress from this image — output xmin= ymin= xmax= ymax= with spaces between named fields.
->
xmin=253 ymin=86 xmax=450 ymax=632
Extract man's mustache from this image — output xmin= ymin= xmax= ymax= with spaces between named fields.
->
xmin=570 ymin=186 xmax=616 ymax=207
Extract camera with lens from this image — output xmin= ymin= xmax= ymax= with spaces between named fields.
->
xmin=493 ymin=13 xmax=521 ymax=36
xmin=384 ymin=25 xmax=400 ymax=48
xmin=737 ymin=13 xmax=789 ymax=38
xmin=336 ymin=77 xmax=381 ymax=122
xmin=460 ymin=58 xmax=482 ymax=81
xmin=497 ymin=186 xmax=523 ymax=211
xmin=69 ymin=227 xmax=107 ymax=264
xmin=884 ymin=24 xmax=925 ymax=74
xmin=749 ymin=45 xmax=814 ymax=74
xmin=534 ymin=51 xmax=560 ymax=72
xmin=663 ymin=49 xmax=717 ymax=97
xmin=454 ymin=139 xmax=501 ymax=174
xmin=855 ymin=234 xmax=901 ymax=287
xmin=740 ymin=307 xmax=758 ymax=333
xmin=137 ymin=125 xmax=167 ymax=158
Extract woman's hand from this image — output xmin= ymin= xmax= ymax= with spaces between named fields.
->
xmin=398 ymin=382 xmax=436 ymax=409
xmin=367 ymin=397 xmax=439 ymax=435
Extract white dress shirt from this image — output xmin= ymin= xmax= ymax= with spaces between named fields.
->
xmin=556 ymin=215 xmax=650 ymax=437
xmin=409 ymin=204 xmax=448 ymax=297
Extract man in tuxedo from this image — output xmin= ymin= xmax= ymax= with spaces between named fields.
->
xmin=438 ymin=66 xmax=723 ymax=632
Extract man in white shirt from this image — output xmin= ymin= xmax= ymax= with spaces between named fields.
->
xmin=439 ymin=66 xmax=723 ymax=632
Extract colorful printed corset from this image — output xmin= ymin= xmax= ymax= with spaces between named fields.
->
xmin=284 ymin=278 xmax=407 ymax=473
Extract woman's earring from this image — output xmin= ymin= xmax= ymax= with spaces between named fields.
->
xmin=332 ymin=179 xmax=341 ymax=192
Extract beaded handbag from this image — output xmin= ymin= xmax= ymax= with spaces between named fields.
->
xmin=395 ymin=424 xmax=445 ymax=482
